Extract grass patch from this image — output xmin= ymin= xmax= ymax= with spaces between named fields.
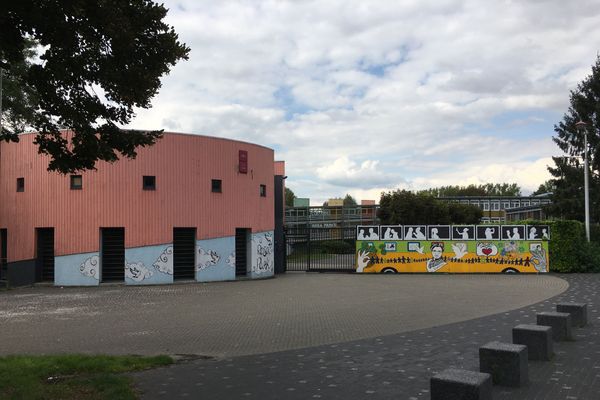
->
xmin=0 ymin=354 xmax=172 ymax=400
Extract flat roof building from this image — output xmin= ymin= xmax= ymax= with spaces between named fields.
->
xmin=0 ymin=131 xmax=282 ymax=286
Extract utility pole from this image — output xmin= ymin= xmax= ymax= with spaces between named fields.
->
xmin=576 ymin=121 xmax=590 ymax=241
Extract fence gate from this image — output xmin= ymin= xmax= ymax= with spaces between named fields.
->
xmin=285 ymin=227 xmax=356 ymax=272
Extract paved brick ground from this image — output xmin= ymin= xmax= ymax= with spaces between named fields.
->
xmin=0 ymin=273 xmax=566 ymax=357
xmin=131 ymin=274 xmax=600 ymax=400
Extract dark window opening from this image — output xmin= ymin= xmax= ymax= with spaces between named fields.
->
xmin=0 ymin=229 xmax=7 ymax=281
xmin=16 ymin=178 xmax=24 ymax=192
xmin=70 ymin=175 xmax=82 ymax=190
xmin=260 ymin=184 xmax=266 ymax=197
xmin=212 ymin=179 xmax=222 ymax=193
xmin=173 ymin=228 xmax=196 ymax=280
xmin=235 ymin=228 xmax=250 ymax=277
xmin=36 ymin=228 xmax=55 ymax=282
xmin=143 ymin=176 xmax=156 ymax=191
xmin=100 ymin=228 xmax=125 ymax=282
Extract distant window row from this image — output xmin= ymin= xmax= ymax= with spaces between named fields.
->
xmin=16 ymin=176 xmax=267 ymax=196
xmin=454 ymin=199 xmax=549 ymax=210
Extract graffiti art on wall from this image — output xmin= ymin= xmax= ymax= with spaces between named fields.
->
xmin=357 ymin=225 xmax=550 ymax=274
xmin=153 ymin=246 xmax=174 ymax=275
xmin=226 ymin=253 xmax=236 ymax=268
xmin=80 ymin=255 xmax=100 ymax=280
xmin=197 ymin=248 xmax=221 ymax=271
xmin=252 ymin=231 xmax=274 ymax=275
xmin=125 ymin=261 xmax=153 ymax=282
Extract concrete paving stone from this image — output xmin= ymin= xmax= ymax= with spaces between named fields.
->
xmin=3 ymin=273 xmax=600 ymax=399
xmin=130 ymin=274 xmax=600 ymax=399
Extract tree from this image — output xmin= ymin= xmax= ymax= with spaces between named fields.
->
xmin=1 ymin=1 xmax=190 ymax=173
xmin=1 ymin=38 xmax=39 ymax=135
xmin=418 ymin=183 xmax=521 ymax=197
xmin=285 ymin=187 xmax=296 ymax=207
xmin=378 ymin=190 xmax=481 ymax=225
xmin=343 ymin=194 xmax=357 ymax=206
xmin=532 ymin=180 xmax=555 ymax=196
xmin=547 ymin=55 xmax=600 ymax=222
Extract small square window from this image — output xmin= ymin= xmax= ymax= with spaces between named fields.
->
xmin=212 ymin=179 xmax=222 ymax=193
xmin=70 ymin=175 xmax=82 ymax=190
xmin=143 ymin=176 xmax=156 ymax=191
xmin=260 ymin=184 xmax=266 ymax=197
xmin=16 ymin=177 xmax=24 ymax=192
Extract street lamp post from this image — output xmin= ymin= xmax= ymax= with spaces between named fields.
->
xmin=576 ymin=120 xmax=590 ymax=242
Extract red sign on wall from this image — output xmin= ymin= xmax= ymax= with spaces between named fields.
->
xmin=239 ymin=150 xmax=248 ymax=174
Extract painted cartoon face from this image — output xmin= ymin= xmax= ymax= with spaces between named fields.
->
xmin=431 ymin=246 xmax=443 ymax=259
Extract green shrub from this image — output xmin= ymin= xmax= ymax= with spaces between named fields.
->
xmin=516 ymin=219 xmax=600 ymax=273
xmin=316 ymin=240 xmax=355 ymax=254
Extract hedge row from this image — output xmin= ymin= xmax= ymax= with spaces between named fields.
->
xmin=514 ymin=219 xmax=600 ymax=273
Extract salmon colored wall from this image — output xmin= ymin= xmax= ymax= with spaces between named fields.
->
xmin=0 ymin=132 xmax=275 ymax=261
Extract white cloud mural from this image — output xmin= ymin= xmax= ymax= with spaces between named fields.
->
xmin=125 ymin=261 xmax=154 ymax=282
xmin=79 ymin=255 xmax=100 ymax=280
xmin=153 ymin=246 xmax=174 ymax=275
xmin=197 ymin=248 xmax=221 ymax=271
xmin=226 ymin=252 xmax=236 ymax=268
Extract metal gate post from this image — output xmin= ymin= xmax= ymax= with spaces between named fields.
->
xmin=307 ymin=227 xmax=311 ymax=271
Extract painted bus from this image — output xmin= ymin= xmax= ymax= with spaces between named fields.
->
xmin=356 ymin=224 xmax=549 ymax=274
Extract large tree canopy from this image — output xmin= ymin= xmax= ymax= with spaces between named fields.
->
xmin=418 ymin=183 xmax=522 ymax=197
xmin=0 ymin=0 xmax=189 ymax=173
xmin=546 ymin=56 xmax=600 ymax=222
xmin=378 ymin=190 xmax=482 ymax=225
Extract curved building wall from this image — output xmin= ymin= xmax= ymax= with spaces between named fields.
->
xmin=0 ymin=131 xmax=276 ymax=285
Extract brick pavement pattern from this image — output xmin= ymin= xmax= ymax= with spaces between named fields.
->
xmin=131 ymin=274 xmax=600 ymax=400
xmin=0 ymin=273 xmax=566 ymax=357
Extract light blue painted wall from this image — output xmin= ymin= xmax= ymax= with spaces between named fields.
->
xmin=125 ymin=244 xmax=174 ymax=285
xmin=250 ymin=230 xmax=274 ymax=279
xmin=55 ymin=252 xmax=100 ymax=286
xmin=53 ymin=232 xmax=274 ymax=286
xmin=196 ymin=236 xmax=236 ymax=282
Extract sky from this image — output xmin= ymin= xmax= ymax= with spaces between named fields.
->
xmin=128 ymin=0 xmax=600 ymax=205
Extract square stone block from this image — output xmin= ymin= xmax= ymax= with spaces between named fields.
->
xmin=431 ymin=368 xmax=492 ymax=400
xmin=537 ymin=311 xmax=572 ymax=341
xmin=556 ymin=302 xmax=588 ymax=327
xmin=512 ymin=324 xmax=553 ymax=361
xmin=479 ymin=341 xmax=528 ymax=387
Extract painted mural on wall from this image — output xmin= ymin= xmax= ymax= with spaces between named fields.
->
xmin=125 ymin=261 xmax=153 ymax=282
xmin=80 ymin=255 xmax=100 ymax=280
xmin=124 ymin=244 xmax=175 ymax=285
xmin=153 ymin=246 xmax=173 ymax=275
xmin=196 ymin=248 xmax=221 ymax=271
xmin=356 ymin=225 xmax=550 ymax=274
xmin=55 ymin=252 xmax=101 ymax=286
xmin=195 ymin=236 xmax=236 ymax=282
xmin=251 ymin=231 xmax=274 ymax=276
xmin=53 ymin=232 xmax=274 ymax=286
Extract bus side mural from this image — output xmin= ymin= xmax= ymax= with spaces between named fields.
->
xmin=356 ymin=225 xmax=549 ymax=274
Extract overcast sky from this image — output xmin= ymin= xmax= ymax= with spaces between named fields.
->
xmin=128 ymin=0 xmax=600 ymax=205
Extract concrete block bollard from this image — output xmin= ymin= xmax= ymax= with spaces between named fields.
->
xmin=537 ymin=312 xmax=572 ymax=341
xmin=512 ymin=324 xmax=553 ymax=361
xmin=430 ymin=368 xmax=492 ymax=400
xmin=556 ymin=302 xmax=588 ymax=327
xmin=479 ymin=341 xmax=528 ymax=387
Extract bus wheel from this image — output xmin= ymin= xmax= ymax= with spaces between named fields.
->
xmin=502 ymin=268 xmax=519 ymax=274
xmin=381 ymin=267 xmax=397 ymax=274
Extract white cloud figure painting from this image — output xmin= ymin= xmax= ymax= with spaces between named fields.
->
xmin=153 ymin=246 xmax=174 ymax=275
xmin=79 ymin=255 xmax=100 ymax=280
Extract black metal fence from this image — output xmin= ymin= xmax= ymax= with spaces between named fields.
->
xmin=285 ymin=227 xmax=357 ymax=272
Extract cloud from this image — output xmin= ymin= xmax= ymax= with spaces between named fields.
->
xmin=316 ymin=157 xmax=400 ymax=188
xmin=127 ymin=0 xmax=600 ymax=203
